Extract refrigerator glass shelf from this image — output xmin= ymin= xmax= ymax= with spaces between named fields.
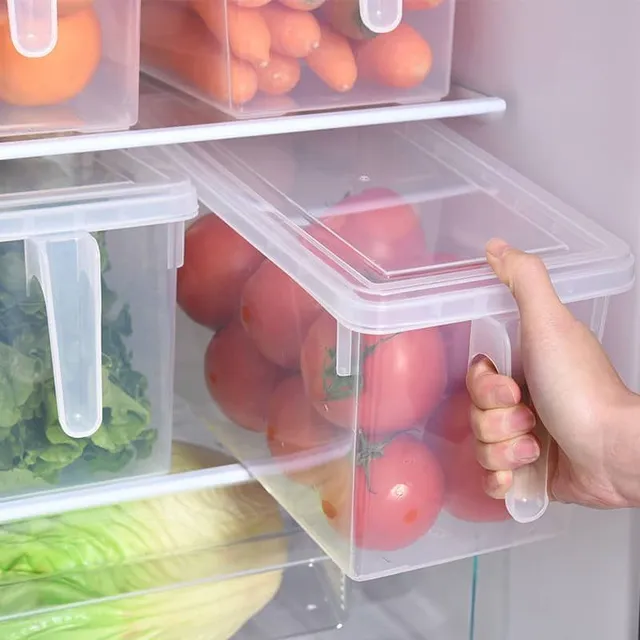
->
xmin=0 ymin=397 xmax=254 ymax=524
xmin=0 ymin=78 xmax=505 ymax=162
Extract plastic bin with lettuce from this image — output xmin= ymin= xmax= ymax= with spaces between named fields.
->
xmin=0 ymin=442 xmax=287 ymax=639
xmin=0 ymin=234 xmax=156 ymax=490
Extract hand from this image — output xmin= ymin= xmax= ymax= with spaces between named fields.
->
xmin=466 ymin=239 xmax=640 ymax=509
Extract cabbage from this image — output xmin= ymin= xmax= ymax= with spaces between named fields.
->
xmin=0 ymin=573 xmax=284 ymax=640
xmin=0 ymin=442 xmax=287 ymax=639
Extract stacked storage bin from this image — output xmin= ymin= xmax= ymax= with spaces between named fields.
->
xmin=140 ymin=0 xmax=455 ymax=117
xmin=165 ymin=123 xmax=634 ymax=580
xmin=0 ymin=0 xmax=141 ymax=135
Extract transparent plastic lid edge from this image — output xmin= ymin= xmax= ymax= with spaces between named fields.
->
xmin=8 ymin=0 xmax=58 ymax=58
xmin=169 ymin=143 xmax=635 ymax=336
xmin=0 ymin=184 xmax=199 ymax=241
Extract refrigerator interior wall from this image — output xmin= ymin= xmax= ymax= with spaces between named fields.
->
xmin=450 ymin=1 xmax=640 ymax=638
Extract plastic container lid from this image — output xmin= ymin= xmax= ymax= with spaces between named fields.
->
xmin=165 ymin=123 xmax=633 ymax=336
xmin=0 ymin=152 xmax=198 ymax=439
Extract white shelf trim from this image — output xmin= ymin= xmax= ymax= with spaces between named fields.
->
xmin=0 ymin=463 xmax=253 ymax=524
xmin=0 ymin=439 xmax=351 ymax=523
xmin=0 ymin=86 xmax=505 ymax=161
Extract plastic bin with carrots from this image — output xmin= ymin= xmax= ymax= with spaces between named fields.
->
xmin=140 ymin=0 xmax=455 ymax=118
xmin=0 ymin=0 xmax=140 ymax=136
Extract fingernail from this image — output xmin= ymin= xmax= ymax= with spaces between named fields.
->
xmin=512 ymin=406 xmax=536 ymax=432
xmin=483 ymin=472 xmax=501 ymax=496
xmin=513 ymin=437 xmax=540 ymax=463
xmin=470 ymin=353 xmax=487 ymax=367
xmin=496 ymin=384 xmax=516 ymax=405
xmin=484 ymin=470 xmax=511 ymax=499
xmin=486 ymin=238 xmax=510 ymax=259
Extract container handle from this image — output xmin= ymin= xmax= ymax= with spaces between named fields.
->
xmin=7 ymin=0 xmax=58 ymax=58
xmin=359 ymin=0 xmax=402 ymax=33
xmin=25 ymin=232 xmax=103 ymax=439
xmin=469 ymin=316 xmax=550 ymax=524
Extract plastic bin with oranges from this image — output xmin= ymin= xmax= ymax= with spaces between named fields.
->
xmin=0 ymin=0 xmax=140 ymax=136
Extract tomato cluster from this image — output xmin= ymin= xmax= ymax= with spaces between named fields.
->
xmin=178 ymin=190 xmax=509 ymax=555
xmin=425 ymin=389 xmax=510 ymax=523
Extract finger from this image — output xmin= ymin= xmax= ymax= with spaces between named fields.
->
xmin=485 ymin=239 xmax=574 ymax=336
xmin=476 ymin=434 xmax=540 ymax=471
xmin=467 ymin=356 xmax=521 ymax=410
xmin=484 ymin=469 xmax=513 ymax=499
xmin=470 ymin=403 xmax=536 ymax=444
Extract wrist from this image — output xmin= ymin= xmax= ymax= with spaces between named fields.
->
xmin=604 ymin=390 xmax=640 ymax=508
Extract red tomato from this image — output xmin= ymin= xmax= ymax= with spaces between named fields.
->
xmin=204 ymin=322 xmax=285 ymax=432
xmin=440 ymin=320 xmax=472 ymax=393
xmin=267 ymin=376 xmax=341 ymax=485
xmin=428 ymin=252 xmax=472 ymax=393
xmin=241 ymin=261 xmax=322 ymax=369
xmin=320 ymin=434 xmax=445 ymax=551
xmin=445 ymin=434 xmax=511 ymax=523
xmin=301 ymin=313 xmax=447 ymax=435
xmin=426 ymin=390 xmax=473 ymax=444
xmin=178 ymin=214 xmax=264 ymax=330
xmin=308 ymin=187 xmax=428 ymax=273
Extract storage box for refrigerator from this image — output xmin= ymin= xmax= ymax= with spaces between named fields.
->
xmin=0 ymin=437 xmax=345 ymax=640
xmin=140 ymin=0 xmax=455 ymax=119
xmin=0 ymin=0 xmax=141 ymax=135
xmin=0 ymin=152 xmax=197 ymax=502
xmin=164 ymin=122 xmax=634 ymax=581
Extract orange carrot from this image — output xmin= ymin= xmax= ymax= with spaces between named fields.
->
xmin=141 ymin=3 xmax=257 ymax=105
xmin=306 ymin=24 xmax=357 ymax=93
xmin=356 ymin=24 xmax=432 ymax=88
xmin=141 ymin=2 xmax=195 ymax=47
xmin=191 ymin=0 xmax=271 ymax=67
xmin=277 ymin=0 xmax=326 ymax=10
xmin=319 ymin=0 xmax=375 ymax=40
xmin=404 ymin=0 xmax=444 ymax=8
xmin=256 ymin=52 xmax=301 ymax=94
xmin=260 ymin=3 xmax=321 ymax=58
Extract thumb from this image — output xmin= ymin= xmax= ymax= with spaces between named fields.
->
xmin=485 ymin=239 xmax=572 ymax=336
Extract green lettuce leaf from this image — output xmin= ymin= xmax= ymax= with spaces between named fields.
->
xmin=0 ymin=342 xmax=40 ymax=429
xmin=0 ymin=444 xmax=287 ymax=640
xmin=0 ymin=237 xmax=154 ymax=489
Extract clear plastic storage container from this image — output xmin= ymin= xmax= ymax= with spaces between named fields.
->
xmin=0 ymin=152 xmax=197 ymax=502
xmin=140 ymin=0 xmax=454 ymax=119
xmin=0 ymin=0 xmax=141 ymax=136
xmin=166 ymin=123 xmax=634 ymax=580
xmin=0 ymin=437 xmax=344 ymax=640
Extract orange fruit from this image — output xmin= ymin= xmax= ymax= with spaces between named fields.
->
xmin=0 ymin=6 xmax=102 ymax=106
xmin=0 ymin=0 xmax=93 ymax=21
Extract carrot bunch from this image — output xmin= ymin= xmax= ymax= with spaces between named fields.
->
xmin=322 ymin=0 xmax=439 ymax=89
xmin=140 ymin=0 xmax=444 ymax=110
